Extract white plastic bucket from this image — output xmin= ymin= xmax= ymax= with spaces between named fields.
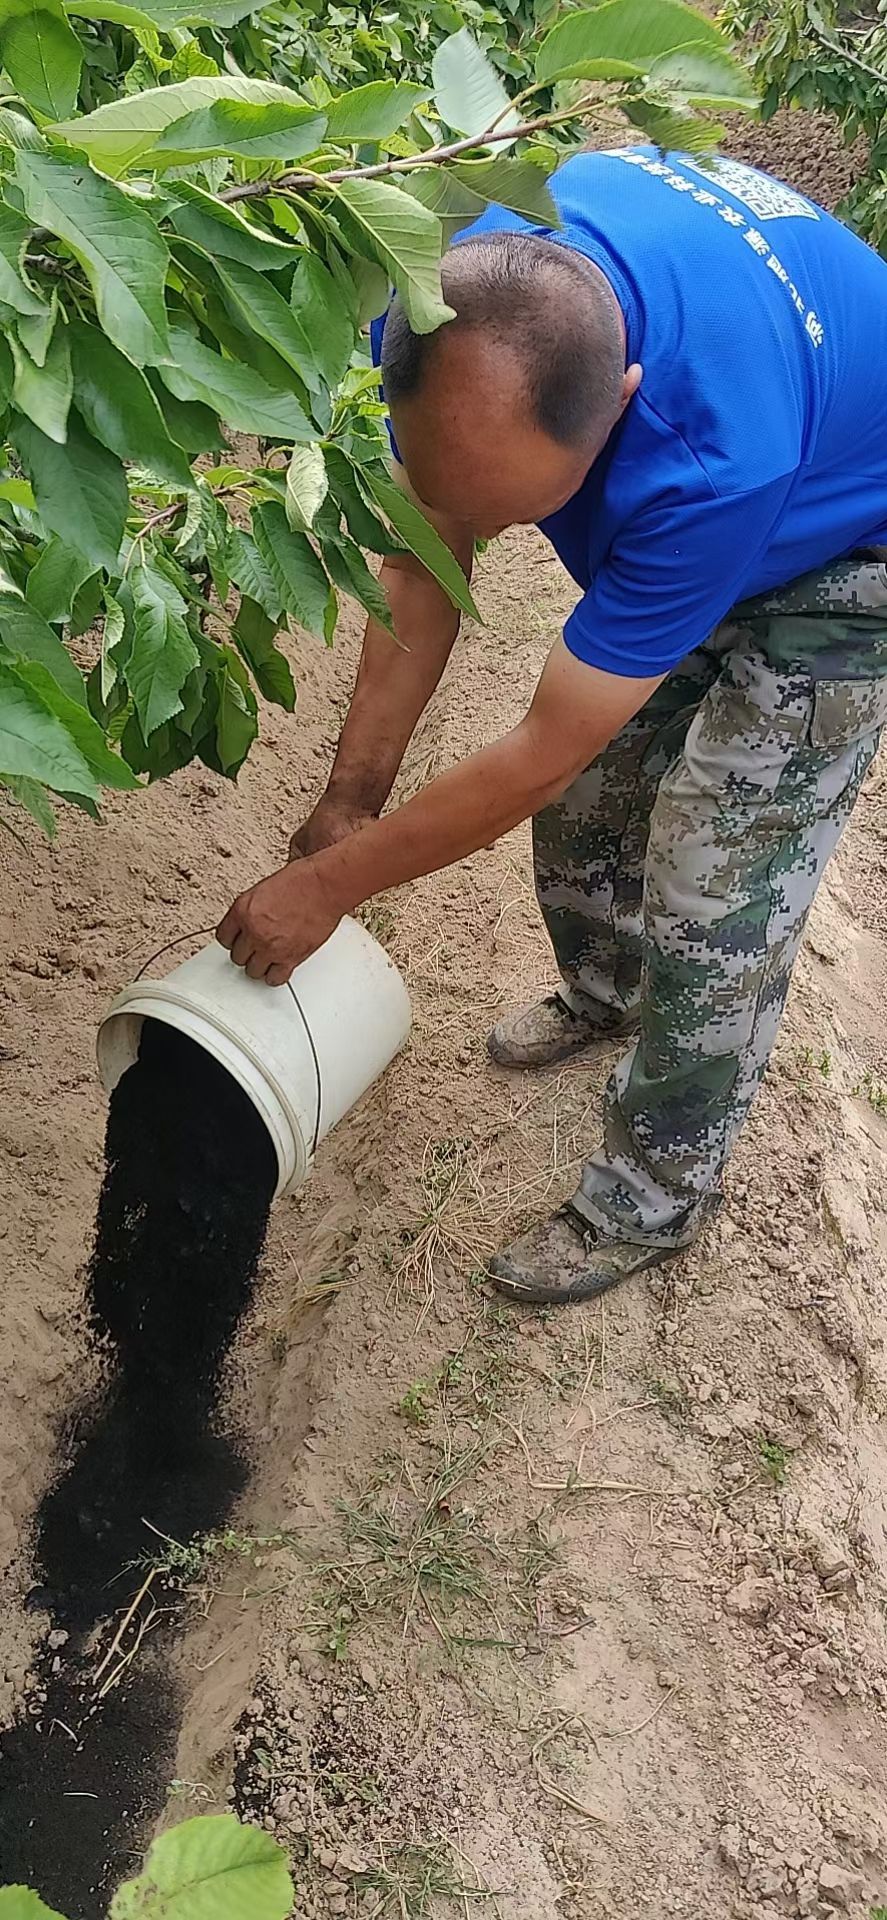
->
xmin=96 ymin=920 xmax=411 ymax=1200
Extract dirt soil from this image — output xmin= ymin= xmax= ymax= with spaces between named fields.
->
xmin=3 ymin=114 xmax=887 ymax=1920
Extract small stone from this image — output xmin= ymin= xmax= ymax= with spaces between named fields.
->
xmin=331 ymin=1704 xmax=348 ymax=1726
xmin=55 ymin=948 xmax=77 ymax=973
xmin=727 ymin=1398 xmax=761 ymax=1436
xmin=335 ymin=1846 xmax=369 ymax=1877
xmin=47 ymin=1628 xmax=68 ymax=1651
xmin=817 ymin=1863 xmax=865 ymax=1909
xmin=702 ymin=1414 xmax=734 ymax=1441
xmin=719 ymin=1823 xmax=743 ymax=1872
xmin=725 ymin=1576 xmax=774 ymax=1622
xmin=657 ymin=1668 xmax=679 ymax=1691
xmin=359 ymin=1661 xmax=378 ymax=1692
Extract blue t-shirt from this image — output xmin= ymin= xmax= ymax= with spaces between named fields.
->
xmin=372 ymin=147 xmax=887 ymax=678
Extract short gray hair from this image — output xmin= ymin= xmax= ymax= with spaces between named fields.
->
xmin=380 ymin=230 xmax=625 ymax=446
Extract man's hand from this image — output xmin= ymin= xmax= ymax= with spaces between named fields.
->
xmin=289 ymin=793 xmax=376 ymax=862
xmin=216 ymin=858 xmax=343 ymax=986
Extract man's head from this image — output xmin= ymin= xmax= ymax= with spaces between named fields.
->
xmin=380 ymin=231 xmax=642 ymax=538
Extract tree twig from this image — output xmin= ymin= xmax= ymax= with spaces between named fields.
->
xmin=218 ymin=96 xmax=605 ymax=205
xmin=24 ymin=252 xmax=66 ymax=276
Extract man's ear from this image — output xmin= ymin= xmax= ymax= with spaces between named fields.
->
xmin=620 ymin=362 xmax=643 ymax=413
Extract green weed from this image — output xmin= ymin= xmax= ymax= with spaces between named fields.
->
xmin=855 ymin=1070 xmax=887 ymax=1116
xmin=798 ymin=1045 xmax=832 ymax=1084
xmin=758 ymin=1436 xmax=791 ymax=1488
xmin=397 ymin=1380 xmax=433 ymax=1427
xmin=354 ymin=1840 xmax=490 ymax=1917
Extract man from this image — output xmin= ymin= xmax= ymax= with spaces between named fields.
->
xmin=218 ymin=146 xmax=887 ymax=1306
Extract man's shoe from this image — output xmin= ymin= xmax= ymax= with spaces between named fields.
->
xmin=488 ymin=1203 xmax=678 ymax=1305
xmin=487 ymin=993 xmax=638 ymax=1070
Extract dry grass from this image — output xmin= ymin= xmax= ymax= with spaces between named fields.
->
xmin=394 ymin=1136 xmax=491 ymax=1328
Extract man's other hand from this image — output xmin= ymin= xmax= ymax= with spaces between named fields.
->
xmin=289 ymin=793 xmax=376 ymax=862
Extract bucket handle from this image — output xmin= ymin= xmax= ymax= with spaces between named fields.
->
xmin=134 ymin=926 xmax=323 ymax=1159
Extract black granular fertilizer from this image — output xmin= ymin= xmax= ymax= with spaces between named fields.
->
xmin=0 ymin=1019 xmax=278 ymax=1913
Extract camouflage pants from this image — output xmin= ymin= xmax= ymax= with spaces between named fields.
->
xmin=534 ymin=557 xmax=887 ymax=1246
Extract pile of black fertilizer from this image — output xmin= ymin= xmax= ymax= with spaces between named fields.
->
xmin=0 ymin=1019 xmax=278 ymax=1914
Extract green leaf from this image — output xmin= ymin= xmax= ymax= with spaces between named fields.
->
xmin=622 ymin=97 xmax=723 ymax=154
xmin=324 ymin=446 xmax=401 ymax=555
xmin=225 ymin=526 xmax=283 ymax=621
xmin=320 ymin=529 xmax=393 ymax=633
xmin=52 ymin=75 xmax=322 ymax=176
xmin=289 ymin=253 xmax=355 ymax=391
xmin=156 ymin=97 xmax=326 ymax=162
xmin=232 ymin=596 xmax=295 ymax=710
xmin=0 ymin=106 xmax=46 ymax=152
xmin=17 ymin=292 xmax=57 ymax=367
xmin=69 ymin=568 xmax=102 ymax=638
xmin=110 ymin=1815 xmax=293 ymax=1920
xmin=646 ymin=46 xmax=757 ymax=107
xmin=253 ymin=502 xmax=330 ymax=637
xmin=69 ymin=320 xmax=192 ymax=487
xmin=0 ymin=476 xmax=35 ymax=510
xmin=100 ymin=588 xmax=125 ymax=701
xmin=0 ymin=1885 xmax=67 ymax=1917
xmin=0 ymin=0 xmax=83 ymax=121
xmin=333 ymin=177 xmax=453 ymax=335
xmin=66 ymin=0 xmax=261 ymax=28
xmin=11 ymin=325 xmax=72 ymax=444
xmin=167 ymin=36 xmax=219 ymax=78
xmin=126 ymin=561 xmax=200 ymax=735
xmin=324 ymin=81 xmax=431 ymax=142
xmin=451 ymin=153 xmax=561 ymax=226
xmin=3 ymin=773 xmax=57 ymax=836
xmin=12 ymin=414 xmax=128 ymax=573
xmin=0 ymin=659 xmax=96 ymax=798
xmin=0 ymin=204 xmax=49 ymax=318
xmin=160 ymin=327 xmax=313 ymax=440
xmin=168 ymin=184 xmax=303 ymax=272
xmin=213 ymin=257 xmax=324 ymax=396
xmin=432 ymin=28 xmax=519 ymax=142
xmin=148 ymin=376 xmax=226 ymax=454
xmin=535 ymin=0 xmax=732 ymax=83
xmin=25 ymin=537 xmax=94 ymax=626
xmin=13 ymin=659 xmax=139 ymax=786
xmin=360 ymin=467 xmax=478 ymax=618
xmin=16 ymin=153 xmax=170 ymax=367
xmin=285 ymin=443 xmax=328 ymax=532
xmin=0 ymin=584 xmax=88 ymax=701
xmin=211 ymin=644 xmax=258 ymax=774
xmin=405 ymin=165 xmax=488 ymax=238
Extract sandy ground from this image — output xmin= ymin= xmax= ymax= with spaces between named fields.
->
xmin=2 ymin=111 xmax=887 ymax=1920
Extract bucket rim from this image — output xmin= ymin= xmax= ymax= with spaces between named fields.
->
xmin=96 ymin=982 xmax=311 ymax=1198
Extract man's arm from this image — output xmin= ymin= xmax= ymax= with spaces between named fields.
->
xmin=218 ymin=642 xmax=662 ymax=983
xmin=292 ymin=479 xmax=474 ymax=856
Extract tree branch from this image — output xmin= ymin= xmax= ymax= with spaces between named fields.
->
xmin=218 ymin=98 xmax=605 ymax=205
xmin=24 ymin=252 xmax=66 ymax=276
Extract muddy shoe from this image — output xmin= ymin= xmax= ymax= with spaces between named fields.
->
xmin=488 ymin=1203 xmax=677 ymax=1305
xmin=487 ymin=993 xmax=637 ymax=1069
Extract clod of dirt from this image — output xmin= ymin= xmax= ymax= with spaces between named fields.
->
xmin=0 ymin=1021 xmax=277 ymax=1916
